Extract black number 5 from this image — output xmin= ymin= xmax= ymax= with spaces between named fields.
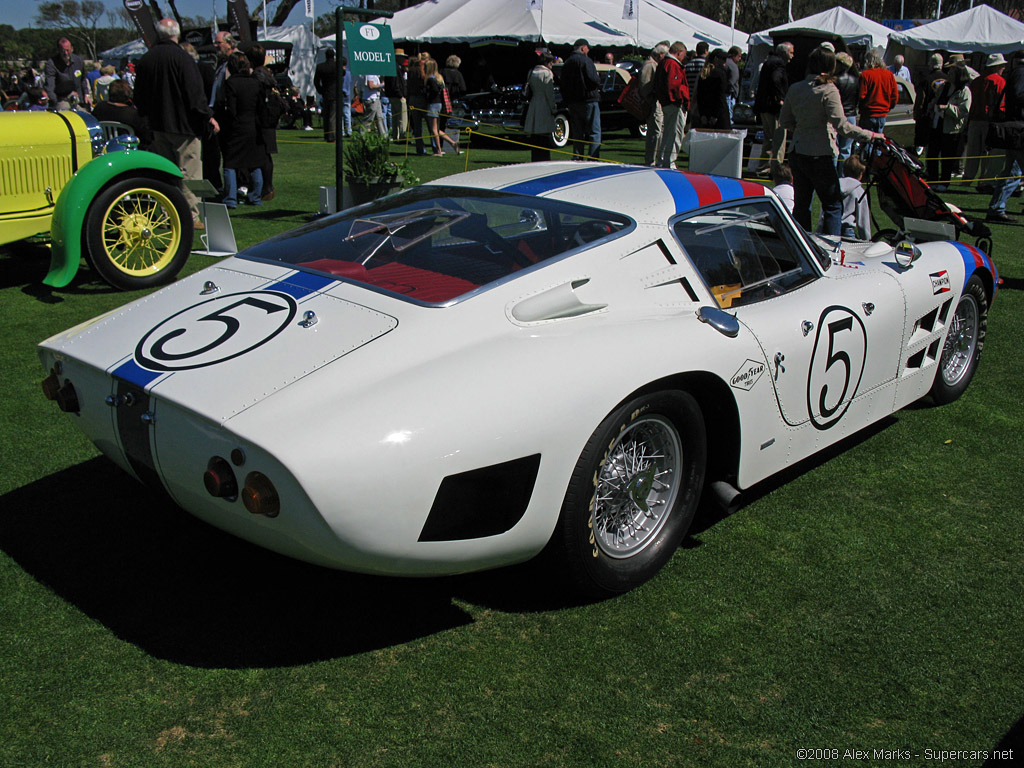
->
xmin=818 ymin=317 xmax=853 ymax=417
xmin=807 ymin=306 xmax=867 ymax=431
xmin=150 ymin=297 xmax=288 ymax=362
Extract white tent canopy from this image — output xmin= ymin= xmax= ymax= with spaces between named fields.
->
xmin=324 ymin=0 xmax=747 ymax=51
xmin=749 ymin=7 xmax=892 ymax=51
xmin=888 ymin=4 xmax=1024 ymax=54
xmin=100 ymin=25 xmax=324 ymax=97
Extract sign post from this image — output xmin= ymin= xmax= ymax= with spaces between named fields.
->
xmin=335 ymin=6 xmax=394 ymax=210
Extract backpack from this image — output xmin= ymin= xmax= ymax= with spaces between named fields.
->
xmin=257 ymin=77 xmax=288 ymax=129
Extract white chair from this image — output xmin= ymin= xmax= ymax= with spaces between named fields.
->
xmin=98 ymin=121 xmax=136 ymax=142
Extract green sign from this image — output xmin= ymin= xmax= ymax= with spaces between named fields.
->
xmin=345 ymin=22 xmax=397 ymax=76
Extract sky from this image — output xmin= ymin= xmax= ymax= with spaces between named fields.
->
xmin=5 ymin=0 xmax=335 ymax=33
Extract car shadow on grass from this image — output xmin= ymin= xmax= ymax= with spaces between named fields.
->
xmin=0 ymin=457 xmax=481 ymax=668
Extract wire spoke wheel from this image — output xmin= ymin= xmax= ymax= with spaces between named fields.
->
xmin=592 ymin=415 xmax=682 ymax=559
xmin=940 ymin=288 xmax=979 ymax=387
xmin=85 ymin=176 xmax=192 ymax=290
xmin=100 ymin=187 xmax=182 ymax=277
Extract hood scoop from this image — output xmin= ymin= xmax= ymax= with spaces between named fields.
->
xmin=509 ymin=279 xmax=607 ymax=323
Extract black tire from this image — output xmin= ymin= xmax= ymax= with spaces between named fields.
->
xmin=557 ymin=391 xmax=706 ymax=596
xmin=551 ymin=113 xmax=570 ymax=149
xmin=930 ymin=274 xmax=988 ymax=405
xmin=84 ymin=176 xmax=193 ymax=291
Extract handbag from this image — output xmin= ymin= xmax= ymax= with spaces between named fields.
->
xmin=352 ymin=92 xmax=365 ymax=115
xmin=618 ymin=78 xmax=650 ymax=122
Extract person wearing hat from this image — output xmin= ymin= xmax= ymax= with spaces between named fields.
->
xmin=560 ymin=38 xmax=602 ymax=159
xmin=964 ymin=52 xmax=1008 ymax=191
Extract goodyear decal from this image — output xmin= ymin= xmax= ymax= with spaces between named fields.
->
xmin=500 ymin=165 xmax=641 ymax=197
xmin=655 ymin=169 xmax=766 ymax=214
xmin=950 ymin=241 xmax=998 ymax=297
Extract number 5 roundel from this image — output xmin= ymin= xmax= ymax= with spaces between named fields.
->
xmin=806 ymin=305 xmax=867 ymax=431
xmin=135 ymin=291 xmax=297 ymax=372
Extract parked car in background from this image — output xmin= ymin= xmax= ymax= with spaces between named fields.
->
xmin=450 ymin=62 xmax=647 ymax=150
xmin=0 ymin=110 xmax=193 ymax=291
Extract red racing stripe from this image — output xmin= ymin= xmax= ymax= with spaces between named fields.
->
xmin=679 ymin=172 xmax=723 ymax=206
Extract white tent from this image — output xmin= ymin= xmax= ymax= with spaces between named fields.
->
xmin=100 ymin=25 xmax=324 ymax=97
xmin=888 ymin=4 xmax=1024 ymax=55
xmin=749 ymin=7 xmax=892 ymax=52
xmin=323 ymin=0 xmax=747 ymax=51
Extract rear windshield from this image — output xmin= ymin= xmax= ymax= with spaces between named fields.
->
xmin=240 ymin=185 xmax=631 ymax=304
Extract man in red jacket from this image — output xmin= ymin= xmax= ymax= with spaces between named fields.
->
xmin=965 ymin=53 xmax=1008 ymax=191
xmin=654 ymin=41 xmax=689 ymax=169
xmin=858 ymin=51 xmax=899 ymax=132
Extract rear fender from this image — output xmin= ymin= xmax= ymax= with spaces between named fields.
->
xmin=44 ymin=150 xmax=184 ymax=288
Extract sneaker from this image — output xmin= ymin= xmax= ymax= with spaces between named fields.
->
xmin=193 ymin=219 xmax=205 ymax=231
xmin=985 ymin=211 xmax=1016 ymax=223
xmin=304 ymin=126 xmax=313 ymax=131
xmin=262 ymin=189 xmax=276 ymax=202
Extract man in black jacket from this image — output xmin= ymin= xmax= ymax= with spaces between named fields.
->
xmin=753 ymin=42 xmax=792 ymax=172
xmin=135 ymin=18 xmax=218 ymax=227
xmin=560 ymin=38 xmax=601 ymax=159
xmin=314 ymin=48 xmax=339 ymax=142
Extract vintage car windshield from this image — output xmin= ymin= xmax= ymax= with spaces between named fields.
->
xmin=240 ymin=185 xmax=631 ymax=304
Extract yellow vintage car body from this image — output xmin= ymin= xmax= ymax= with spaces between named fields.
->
xmin=0 ymin=110 xmax=188 ymax=289
xmin=0 ymin=110 xmax=96 ymax=245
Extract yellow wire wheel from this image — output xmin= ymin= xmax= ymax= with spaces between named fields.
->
xmin=85 ymin=177 xmax=193 ymax=290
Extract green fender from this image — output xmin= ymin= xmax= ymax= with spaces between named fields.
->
xmin=44 ymin=149 xmax=184 ymax=288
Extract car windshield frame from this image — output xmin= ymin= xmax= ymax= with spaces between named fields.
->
xmin=238 ymin=185 xmax=634 ymax=306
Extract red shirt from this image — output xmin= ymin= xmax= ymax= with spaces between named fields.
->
xmin=858 ymin=68 xmax=899 ymax=118
xmin=968 ymin=72 xmax=1006 ymax=120
xmin=656 ymin=54 xmax=690 ymax=109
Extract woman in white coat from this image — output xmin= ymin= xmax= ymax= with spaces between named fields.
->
xmin=524 ymin=53 xmax=557 ymax=161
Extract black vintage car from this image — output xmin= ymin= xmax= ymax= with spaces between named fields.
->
xmin=449 ymin=62 xmax=647 ymax=149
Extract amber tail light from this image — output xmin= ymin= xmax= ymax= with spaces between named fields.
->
xmin=242 ymin=472 xmax=280 ymax=518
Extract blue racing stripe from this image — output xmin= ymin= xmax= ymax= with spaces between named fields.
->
xmin=501 ymin=165 xmax=640 ymax=197
xmin=267 ymin=270 xmax=335 ymax=299
xmin=113 ymin=358 xmax=162 ymax=389
xmin=655 ymin=170 xmax=699 ymax=212
xmin=713 ymin=176 xmax=745 ymax=202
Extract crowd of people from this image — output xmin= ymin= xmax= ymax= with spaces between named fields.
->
xmin=10 ymin=27 xmax=1024 ymax=237
xmin=313 ymin=48 xmax=466 ymax=156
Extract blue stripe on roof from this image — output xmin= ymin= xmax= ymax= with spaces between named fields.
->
xmin=268 ymin=271 xmax=335 ymax=299
xmin=654 ymin=170 xmax=699 ymax=213
xmin=501 ymin=165 xmax=640 ymax=197
xmin=713 ymin=176 xmax=745 ymax=202
xmin=113 ymin=358 xmax=162 ymax=389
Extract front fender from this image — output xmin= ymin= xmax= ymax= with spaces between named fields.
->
xmin=44 ymin=150 xmax=184 ymax=288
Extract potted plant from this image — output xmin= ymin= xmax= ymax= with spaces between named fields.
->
xmin=343 ymin=128 xmax=419 ymax=205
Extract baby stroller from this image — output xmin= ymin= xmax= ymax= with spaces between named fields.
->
xmin=861 ymin=138 xmax=993 ymax=255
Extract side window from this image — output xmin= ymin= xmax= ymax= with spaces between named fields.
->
xmin=671 ymin=201 xmax=819 ymax=308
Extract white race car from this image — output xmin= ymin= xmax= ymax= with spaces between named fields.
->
xmin=39 ymin=163 xmax=999 ymax=595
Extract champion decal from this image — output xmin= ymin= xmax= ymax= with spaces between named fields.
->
xmin=930 ymin=270 xmax=951 ymax=294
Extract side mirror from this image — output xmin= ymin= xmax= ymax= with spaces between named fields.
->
xmin=696 ymin=306 xmax=740 ymax=338
xmin=894 ymin=239 xmax=921 ymax=269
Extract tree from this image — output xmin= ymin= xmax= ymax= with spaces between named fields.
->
xmin=35 ymin=0 xmax=107 ymax=60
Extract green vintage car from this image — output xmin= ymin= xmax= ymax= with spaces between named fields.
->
xmin=0 ymin=109 xmax=193 ymax=290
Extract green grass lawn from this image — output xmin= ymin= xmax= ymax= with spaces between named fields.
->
xmin=1 ymin=126 xmax=1022 ymax=767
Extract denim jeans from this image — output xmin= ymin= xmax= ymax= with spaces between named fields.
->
xmin=568 ymin=102 xmax=601 ymax=159
xmin=222 ymin=167 xmax=263 ymax=208
xmin=381 ymin=96 xmax=392 ymax=136
xmin=862 ymin=115 xmax=886 ymax=133
xmin=988 ymin=150 xmax=1024 ymax=213
xmin=790 ymin=153 xmax=842 ymax=235
xmin=341 ymin=100 xmax=352 ymax=136
xmin=837 ymin=113 xmax=857 ymax=173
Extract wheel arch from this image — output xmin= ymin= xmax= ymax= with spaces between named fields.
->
xmin=628 ymin=370 xmax=742 ymax=488
xmin=44 ymin=150 xmax=184 ymax=288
